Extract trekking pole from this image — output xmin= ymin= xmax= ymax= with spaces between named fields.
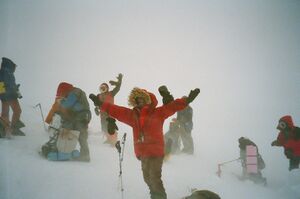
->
xmin=115 ymin=133 xmax=127 ymax=199
xmin=217 ymin=158 xmax=241 ymax=177
xmin=34 ymin=103 xmax=47 ymax=131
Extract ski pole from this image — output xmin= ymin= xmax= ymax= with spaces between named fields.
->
xmin=34 ymin=103 xmax=47 ymax=131
xmin=115 ymin=133 xmax=127 ymax=199
xmin=121 ymin=133 xmax=127 ymax=161
xmin=217 ymin=158 xmax=241 ymax=177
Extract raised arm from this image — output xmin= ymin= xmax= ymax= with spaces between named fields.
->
xmin=109 ymin=73 xmax=123 ymax=96
xmin=89 ymin=93 xmax=133 ymax=126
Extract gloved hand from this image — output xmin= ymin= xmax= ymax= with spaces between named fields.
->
xmin=16 ymin=84 xmax=22 ymax=99
xmin=117 ymin=73 xmax=123 ymax=82
xmin=158 ymin=85 xmax=174 ymax=105
xmin=186 ymin=88 xmax=200 ymax=104
xmin=89 ymin=94 xmax=102 ymax=107
xmin=94 ymin=107 xmax=100 ymax=116
xmin=107 ymin=117 xmax=118 ymax=135
xmin=109 ymin=73 xmax=123 ymax=86
xmin=271 ymin=140 xmax=280 ymax=146
xmin=271 ymin=141 xmax=276 ymax=146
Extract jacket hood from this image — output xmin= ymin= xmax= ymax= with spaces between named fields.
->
xmin=147 ymin=91 xmax=158 ymax=108
xmin=56 ymin=82 xmax=74 ymax=98
xmin=128 ymin=87 xmax=157 ymax=108
xmin=238 ymin=137 xmax=256 ymax=150
xmin=1 ymin=57 xmax=16 ymax=72
xmin=279 ymin=115 xmax=294 ymax=129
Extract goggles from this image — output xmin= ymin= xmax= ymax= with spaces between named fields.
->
xmin=278 ymin=121 xmax=287 ymax=130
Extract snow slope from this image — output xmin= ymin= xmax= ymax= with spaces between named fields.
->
xmin=1 ymin=105 xmax=299 ymax=199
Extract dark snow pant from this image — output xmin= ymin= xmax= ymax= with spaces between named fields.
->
xmin=1 ymin=99 xmax=21 ymax=128
xmin=289 ymin=158 xmax=300 ymax=171
xmin=180 ymin=128 xmax=194 ymax=154
xmin=164 ymin=133 xmax=181 ymax=154
xmin=78 ymin=125 xmax=90 ymax=159
xmin=141 ymin=157 xmax=167 ymax=199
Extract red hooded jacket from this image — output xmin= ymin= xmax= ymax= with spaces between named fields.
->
xmin=100 ymin=91 xmax=187 ymax=158
xmin=276 ymin=115 xmax=300 ymax=156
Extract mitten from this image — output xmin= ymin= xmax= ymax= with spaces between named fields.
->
xmin=186 ymin=88 xmax=200 ymax=104
xmin=89 ymin=94 xmax=102 ymax=107
xmin=109 ymin=73 xmax=123 ymax=86
xmin=158 ymin=85 xmax=174 ymax=105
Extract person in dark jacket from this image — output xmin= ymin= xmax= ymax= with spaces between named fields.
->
xmin=0 ymin=57 xmax=22 ymax=138
xmin=177 ymin=105 xmax=194 ymax=154
xmin=56 ymin=82 xmax=91 ymax=162
xmin=89 ymin=86 xmax=200 ymax=199
xmin=95 ymin=73 xmax=122 ymax=145
xmin=164 ymin=118 xmax=182 ymax=156
xmin=271 ymin=115 xmax=300 ymax=171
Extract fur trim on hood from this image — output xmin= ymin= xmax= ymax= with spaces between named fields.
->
xmin=128 ymin=87 xmax=151 ymax=107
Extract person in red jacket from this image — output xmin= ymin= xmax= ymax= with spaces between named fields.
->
xmin=271 ymin=115 xmax=300 ymax=171
xmin=89 ymin=86 xmax=200 ymax=199
xmin=95 ymin=74 xmax=122 ymax=145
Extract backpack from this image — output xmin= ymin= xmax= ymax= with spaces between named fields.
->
xmin=56 ymin=129 xmax=80 ymax=153
xmin=0 ymin=70 xmax=6 ymax=96
xmin=41 ymin=114 xmax=80 ymax=160
xmin=73 ymin=87 xmax=90 ymax=111
xmin=0 ymin=82 xmax=6 ymax=95
xmin=72 ymin=88 xmax=91 ymax=123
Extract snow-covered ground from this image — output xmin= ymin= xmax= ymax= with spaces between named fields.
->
xmin=0 ymin=105 xmax=299 ymax=199
xmin=1 ymin=0 xmax=300 ymax=198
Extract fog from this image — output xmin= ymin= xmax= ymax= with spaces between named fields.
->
xmin=0 ymin=0 xmax=300 ymax=198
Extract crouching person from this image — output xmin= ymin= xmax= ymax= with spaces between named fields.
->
xmin=42 ymin=82 xmax=91 ymax=162
xmin=238 ymin=137 xmax=266 ymax=185
xmin=271 ymin=115 xmax=300 ymax=171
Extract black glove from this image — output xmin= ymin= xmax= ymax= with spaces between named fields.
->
xmin=109 ymin=73 xmax=123 ymax=86
xmin=15 ymin=84 xmax=22 ymax=99
xmin=186 ymin=88 xmax=200 ymax=104
xmin=89 ymin=94 xmax=102 ymax=107
xmin=106 ymin=117 xmax=118 ymax=135
xmin=158 ymin=85 xmax=174 ymax=105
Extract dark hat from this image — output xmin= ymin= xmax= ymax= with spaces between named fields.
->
xmin=1 ymin=57 xmax=17 ymax=69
